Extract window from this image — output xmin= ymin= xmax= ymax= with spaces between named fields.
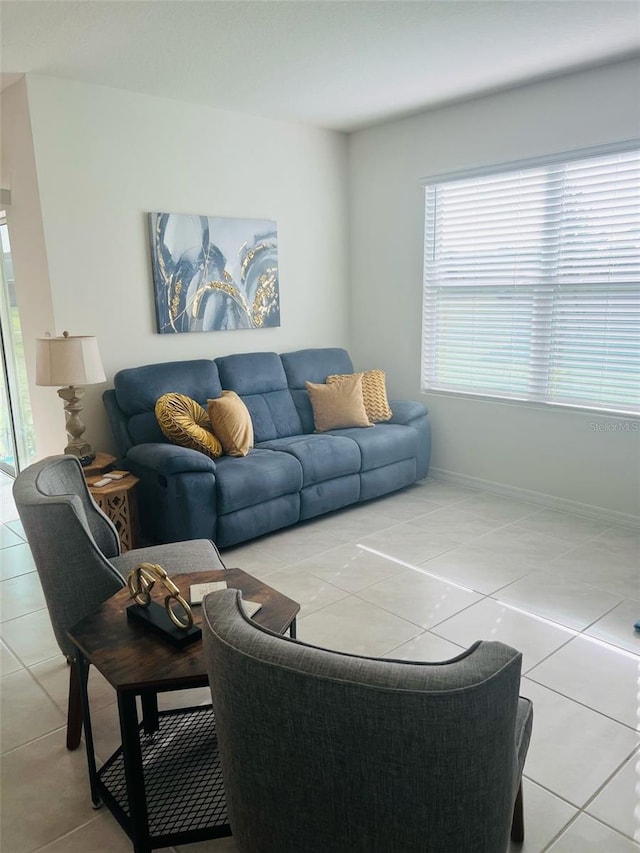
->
xmin=421 ymin=145 xmax=640 ymax=415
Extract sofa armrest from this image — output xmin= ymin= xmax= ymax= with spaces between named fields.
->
xmin=124 ymin=444 xmax=218 ymax=545
xmin=388 ymin=399 xmax=428 ymax=425
xmin=388 ymin=400 xmax=431 ymax=480
xmin=126 ymin=443 xmax=217 ymax=476
xmin=103 ymin=389 xmax=133 ymax=456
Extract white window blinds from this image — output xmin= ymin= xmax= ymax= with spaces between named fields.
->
xmin=422 ymin=147 xmax=640 ymax=414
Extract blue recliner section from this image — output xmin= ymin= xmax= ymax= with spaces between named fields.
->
xmin=103 ymin=348 xmax=431 ymax=548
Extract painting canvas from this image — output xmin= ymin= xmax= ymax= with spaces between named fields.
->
xmin=149 ymin=212 xmax=280 ymax=333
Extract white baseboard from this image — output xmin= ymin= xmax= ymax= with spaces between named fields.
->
xmin=428 ymin=467 xmax=640 ymax=529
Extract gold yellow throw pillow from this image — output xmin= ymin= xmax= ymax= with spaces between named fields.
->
xmin=207 ymin=391 xmax=254 ymax=457
xmin=305 ymin=373 xmax=372 ymax=432
xmin=155 ymin=393 xmax=223 ymax=459
xmin=327 ymin=369 xmax=393 ymax=422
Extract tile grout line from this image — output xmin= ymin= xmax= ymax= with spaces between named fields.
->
xmin=578 ymin=597 xmax=634 ymax=633
xmin=29 ymin=812 xmax=108 ymax=853
xmin=540 ymin=809 xmax=584 ymax=852
xmin=2 ymin=476 xmax=638 ymax=851
xmin=523 ymin=672 xmax=640 ymax=734
xmin=532 ymin=747 xmax=640 ymax=850
xmin=572 ymin=746 xmax=640 ymax=842
xmin=541 ymin=796 xmax=640 ymax=850
xmin=0 ymin=717 xmax=68 ymax=758
xmin=363 ymin=544 xmax=639 ymax=660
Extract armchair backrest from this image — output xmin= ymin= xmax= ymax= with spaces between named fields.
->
xmin=13 ymin=455 xmax=125 ymax=659
xmin=203 ymin=589 xmax=524 ymax=853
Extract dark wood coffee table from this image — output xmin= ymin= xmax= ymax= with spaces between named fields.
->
xmin=68 ymin=568 xmax=299 ymax=853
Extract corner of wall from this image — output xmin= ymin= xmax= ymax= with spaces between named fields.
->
xmin=1 ymin=75 xmax=65 ymax=460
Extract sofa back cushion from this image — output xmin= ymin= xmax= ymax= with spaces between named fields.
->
xmin=281 ymin=348 xmax=355 ymax=434
xmin=215 ymin=352 xmax=302 ymax=443
xmin=114 ymin=360 xmax=223 ymax=446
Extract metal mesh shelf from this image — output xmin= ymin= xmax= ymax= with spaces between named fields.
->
xmin=99 ymin=705 xmax=229 ymax=838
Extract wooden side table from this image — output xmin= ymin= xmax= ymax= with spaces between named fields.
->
xmin=82 ymin=452 xmax=117 ymax=478
xmin=68 ymin=569 xmax=300 ymax=853
xmin=88 ymin=472 xmax=140 ymax=553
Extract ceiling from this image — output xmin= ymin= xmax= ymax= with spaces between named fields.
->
xmin=1 ymin=0 xmax=639 ymax=132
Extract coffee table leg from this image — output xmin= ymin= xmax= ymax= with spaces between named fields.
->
xmin=76 ymin=649 xmax=102 ymax=809
xmin=117 ymin=691 xmax=152 ymax=853
xmin=289 ymin=618 xmax=297 ymax=639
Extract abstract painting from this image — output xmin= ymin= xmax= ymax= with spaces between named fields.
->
xmin=149 ymin=212 xmax=280 ymax=333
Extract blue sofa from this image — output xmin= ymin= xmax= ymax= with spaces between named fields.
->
xmin=103 ymin=348 xmax=430 ymax=548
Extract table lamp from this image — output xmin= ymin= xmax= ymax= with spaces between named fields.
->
xmin=36 ymin=331 xmax=106 ymax=464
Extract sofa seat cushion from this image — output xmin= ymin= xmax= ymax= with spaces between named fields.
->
xmin=328 ymin=424 xmax=418 ymax=471
xmin=111 ymin=538 xmax=225 ymax=577
xmin=258 ymin=435 xmax=361 ymax=487
xmin=215 ymin=449 xmax=303 ymax=515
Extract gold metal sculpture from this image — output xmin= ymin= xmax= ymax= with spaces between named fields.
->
xmin=127 ymin=563 xmax=194 ymax=631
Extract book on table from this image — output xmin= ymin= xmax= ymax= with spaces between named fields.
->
xmin=190 ymin=581 xmax=262 ymax=615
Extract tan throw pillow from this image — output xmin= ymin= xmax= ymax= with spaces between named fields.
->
xmin=155 ymin=393 xmax=223 ymax=459
xmin=305 ymin=373 xmax=372 ymax=432
xmin=327 ymin=369 xmax=393 ymax=422
xmin=207 ymin=391 xmax=254 ymax=457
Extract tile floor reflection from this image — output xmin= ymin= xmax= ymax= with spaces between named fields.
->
xmin=1 ymin=471 xmax=638 ymax=851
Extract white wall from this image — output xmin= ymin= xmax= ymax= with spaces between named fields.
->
xmin=0 ymin=79 xmax=61 ymax=458
xmin=17 ymin=75 xmax=349 ymax=455
xmin=4 ymin=65 xmax=639 ymax=520
xmin=349 ymin=59 xmax=640 ymax=520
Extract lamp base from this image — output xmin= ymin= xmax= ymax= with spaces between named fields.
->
xmin=65 ymin=446 xmax=95 ymax=460
xmin=58 ymin=386 xmax=96 ymax=463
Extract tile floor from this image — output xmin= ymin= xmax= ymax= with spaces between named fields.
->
xmin=1 ymin=470 xmax=639 ymax=852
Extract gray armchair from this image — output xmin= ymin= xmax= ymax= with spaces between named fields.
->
xmin=202 ymin=589 xmax=532 ymax=853
xmin=13 ymin=454 xmax=225 ymax=750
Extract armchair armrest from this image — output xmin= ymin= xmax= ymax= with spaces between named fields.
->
xmin=126 ymin=443 xmax=217 ymax=476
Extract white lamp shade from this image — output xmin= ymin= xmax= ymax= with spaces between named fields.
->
xmin=36 ymin=335 xmax=106 ymax=387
